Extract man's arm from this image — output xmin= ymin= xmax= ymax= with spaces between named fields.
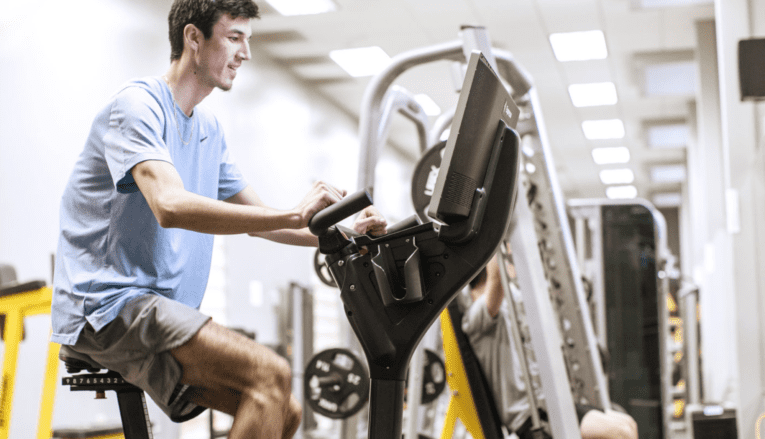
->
xmin=226 ymin=185 xmax=318 ymax=246
xmin=483 ymin=255 xmax=505 ymax=318
xmin=132 ymin=160 xmax=340 ymax=237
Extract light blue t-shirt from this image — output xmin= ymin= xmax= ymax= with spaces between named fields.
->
xmin=51 ymin=77 xmax=248 ymax=345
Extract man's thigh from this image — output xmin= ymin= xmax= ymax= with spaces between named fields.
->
xmin=170 ymin=320 xmax=293 ymax=403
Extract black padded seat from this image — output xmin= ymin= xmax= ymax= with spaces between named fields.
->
xmin=59 ymin=345 xmax=107 ymax=373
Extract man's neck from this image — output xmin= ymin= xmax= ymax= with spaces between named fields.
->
xmin=163 ymin=59 xmax=213 ymax=117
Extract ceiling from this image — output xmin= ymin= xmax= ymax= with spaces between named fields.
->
xmin=246 ymin=0 xmax=715 ymax=203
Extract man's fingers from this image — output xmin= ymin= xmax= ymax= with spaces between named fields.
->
xmin=352 ymin=216 xmax=387 ymax=235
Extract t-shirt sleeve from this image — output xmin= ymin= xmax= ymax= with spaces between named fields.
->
xmin=103 ymin=86 xmax=173 ymax=194
xmin=462 ymin=295 xmax=499 ymax=337
xmin=216 ymin=130 xmax=247 ymax=200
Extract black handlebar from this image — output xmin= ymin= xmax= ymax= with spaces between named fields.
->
xmin=308 ymin=188 xmax=374 ymax=236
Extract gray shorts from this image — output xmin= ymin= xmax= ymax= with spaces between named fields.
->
xmin=64 ymin=293 xmax=211 ymax=422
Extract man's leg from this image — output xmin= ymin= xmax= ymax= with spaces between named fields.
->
xmin=170 ymin=320 xmax=302 ymax=439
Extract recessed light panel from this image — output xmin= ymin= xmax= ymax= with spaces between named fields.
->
xmin=549 ymin=30 xmax=608 ymax=62
xmin=414 ymin=94 xmax=441 ymax=116
xmin=569 ymin=82 xmax=618 ymax=107
xmin=606 ymin=185 xmax=638 ymax=199
xmin=599 ymin=168 xmax=635 ymax=185
xmin=265 ymin=0 xmax=337 ymax=16
xmin=330 ymin=46 xmax=391 ymax=77
xmin=652 ymin=192 xmax=683 ymax=207
xmin=591 ymin=146 xmax=630 ymax=165
xmin=650 ymin=164 xmax=686 ymax=183
xmin=582 ymin=119 xmax=625 ymax=140
xmin=647 ymin=123 xmax=688 ymax=149
xmin=644 ymin=61 xmax=697 ymax=96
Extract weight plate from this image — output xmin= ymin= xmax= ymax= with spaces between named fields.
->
xmin=314 ymin=248 xmax=337 ymax=288
xmin=421 ymin=349 xmax=447 ymax=404
xmin=304 ymin=348 xmax=369 ymax=419
xmin=405 ymin=348 xmax=448 ymax=405
xmin=411 ymin=141 xmax=447 ymax=222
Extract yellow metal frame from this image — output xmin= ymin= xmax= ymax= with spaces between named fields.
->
xmin=439 ymin=309 xmax=488 ymax=439
xmin=0 ymin=286 xmax=60 ymax=439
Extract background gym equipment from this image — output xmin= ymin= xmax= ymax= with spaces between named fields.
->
xmin=438 ymin=300 xmax=507 ymax=439
xmin=409 ymin=349 xmax=446 ymax=406
xmin=568 ymin=200 xmax=674 ymax=438
xmin=406 ymin=29 xmax=613 ymax=438
xmin=303 ymin=348 xmax=370 ymax=420
xmin=0 ymin=274 xmax=59 ymax=439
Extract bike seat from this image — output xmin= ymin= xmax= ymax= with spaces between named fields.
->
xmin=59 ymin=345 xmax=106 ymax=374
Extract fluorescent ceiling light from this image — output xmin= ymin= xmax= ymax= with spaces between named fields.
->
xmin=549 ymin=30 xmax=608 ymax=62
xmin=652 ymin=192 xmax=683 ymax=207
xmin=582 ymin=119 xmax=625 ymax=140
xmin=636 ymin=0 xmax=712 ymax=8
xmin=330 ymin=46 xmax=391 ymax=77
xmin=599 ymin=168 xmax=635 ymax=185
xmin=644 ymin=61 xmax=697 ymax=96
xmin=265 ymin=0 xmax=336 ymax=16
xmin=569 ymin=82 xmax=618 ymax=107
xmin=647 ymin=123 xmax=688 ymax=149
xmin=650 ymin=164 xmax=686 ymax=183
xmin=592 ymin=146 xmax=630 ymax=165
xmin=606 ymin=185 xmax=638 ymax=199
xmin=414 ymin=94 xmax=441 ymax=116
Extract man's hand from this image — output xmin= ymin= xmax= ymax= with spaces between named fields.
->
xmin=352 ymin=206 xmax=388 ymax=236
xmin=293 ymin=181 xmax=346 ymax=228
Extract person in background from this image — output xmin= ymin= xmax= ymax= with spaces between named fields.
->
xmin=50 ymin=1 xmax=386 ymax=438
xmin=463 ymin=251 xmax=638 ymax=439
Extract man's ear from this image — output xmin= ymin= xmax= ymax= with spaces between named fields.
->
xmin=183 ymin=23 xmax=202 ymax=54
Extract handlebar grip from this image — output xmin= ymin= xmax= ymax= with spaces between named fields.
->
xmin=308 ymin=188 xmax=374 ymax=236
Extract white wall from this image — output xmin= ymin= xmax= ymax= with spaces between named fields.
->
xmin=0 ymin=1 xmax=414 ymax=437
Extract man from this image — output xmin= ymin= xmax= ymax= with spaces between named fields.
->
xmin=463 ymin=254 xmax=638 ymax=439
xmin=50 ymin=1 xmax=386 ymax=438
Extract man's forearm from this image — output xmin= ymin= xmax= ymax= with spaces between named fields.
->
xmin=160 ymin=188 xmax=303 ymax=235
xmin=250 ymin=228 xmax=319 ymax=247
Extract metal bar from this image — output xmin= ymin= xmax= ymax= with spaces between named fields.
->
xmin=520 ymin=88 xmax=611 ymax=409
xmin=493 ymin=49 xmax=534 ymax=100
xmin=0 ymin=310 xmax=23 ymax=439
xmin=509 ymin=197 xmax=581 ymax=439
xmin=403 ymin=345 xmax=424 ymax=439
xmin=376 ymin=86 xmax=430 ymax=155
xmin=368 ymin=380 xmax=405 ymax=439
xmin=357 ymin=39 xmax=464 ymax=190
xmin=36 ymin=341 xmax=60 ymax=439
xmin=497 ymin=245 xmax=543 ymax=431
xmin=116 ymin=390 xmax=153 ymax=439
xmin=428 ymin=105 xmax=456 ymax=149
xmin=681 ymin=285 xmax=701 ymax=405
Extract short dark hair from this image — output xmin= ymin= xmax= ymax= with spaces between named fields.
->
xmin=168 ymin=0 xmax=260 ymax=61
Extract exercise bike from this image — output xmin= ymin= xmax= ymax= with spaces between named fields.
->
xmin=308 ymin=51 xmax=522 ymax=439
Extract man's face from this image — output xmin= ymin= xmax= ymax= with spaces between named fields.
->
xmin=197 ymin=14 xmax=252 ymax=91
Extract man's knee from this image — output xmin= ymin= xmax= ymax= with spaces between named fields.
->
xmin=288 ymin=395 xmax=302 ymax=424
xmin=254 ymin=352 xmax=293 ymax=397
